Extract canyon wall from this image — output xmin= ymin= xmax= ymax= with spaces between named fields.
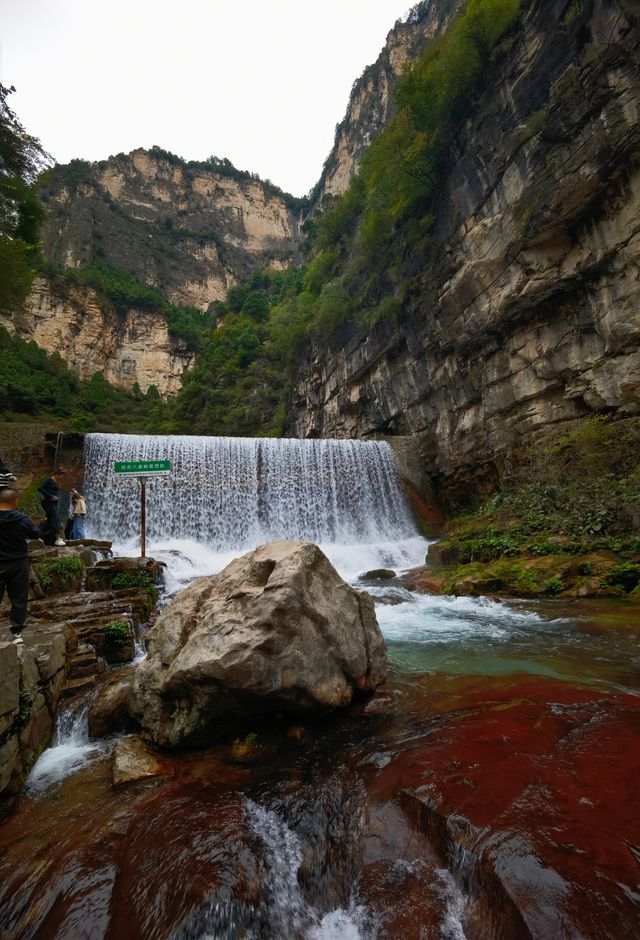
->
xmin=5 ymin=276 xmax=194 ymax=397
xmin=316 ymin=0 xmax=461 ymax=201
xmin=39 ymin=149 xmax=301 ymax=310
xmin=289 ymin=0 xmax=640 ymax=506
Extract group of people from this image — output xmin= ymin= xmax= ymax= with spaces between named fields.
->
xmin=37 ymin=468 xmax=87 ymax=545
xmin=0 ymin=463 xmax=88 ymax=645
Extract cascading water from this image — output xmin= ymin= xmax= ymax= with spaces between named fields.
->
xmin=84 ymin=433 xmax=427 ymax=582
xmin=26 ymin=696 xmax=110 ymax=793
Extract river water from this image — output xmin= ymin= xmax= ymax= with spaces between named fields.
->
xmin=1 ymin=435 xmax=639 ymax=938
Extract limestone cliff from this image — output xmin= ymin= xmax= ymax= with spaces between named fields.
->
xmin=5 ymin=275 xmax=194 ymax=397
xmin=316 ymin=0 xmax=461 ymax=201
xmin=39 ymin=148 xmax=301 ymax=311
xmin=289 ymin=0 xmax=640 ymax=506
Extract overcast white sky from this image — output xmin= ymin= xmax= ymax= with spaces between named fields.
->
xmin=1 ymin=0 xmax=414 ymax=196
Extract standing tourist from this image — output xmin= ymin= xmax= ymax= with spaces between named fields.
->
xmin=0 ymin=461 xmax=17 ymax=491
xmin=38 ymin=468 xmax=67 ymax=547
xmin=0 ymin=488 xmax=41 ymax=644
xmin=71 ymin=490 xmax=87 ymax=540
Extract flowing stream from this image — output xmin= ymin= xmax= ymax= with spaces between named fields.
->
xmin=2 ymin=435 xmax=639 ymax=938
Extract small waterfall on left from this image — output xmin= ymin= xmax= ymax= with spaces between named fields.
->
xmin=26 ymin=695 xmax=109 ymax=794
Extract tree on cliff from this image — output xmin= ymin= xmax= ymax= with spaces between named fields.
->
xmin=0 ymin=84 xmax=50 ymax=315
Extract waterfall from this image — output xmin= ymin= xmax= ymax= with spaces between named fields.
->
xmin=26 ymin=696 xmax=110 ymax=794
xmin=83 ymin=433 xmax=426 ymax=582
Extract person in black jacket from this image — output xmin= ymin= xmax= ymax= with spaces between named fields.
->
xmin=0 ymin=488 xmax=41 ymax=644
xmin=38 ymin=468 xmax=66 ymax=547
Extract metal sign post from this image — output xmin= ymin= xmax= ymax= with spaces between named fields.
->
xmin=140 ymin=478 xmax=146 ymax=558
xmin=113 ymin=460 xmax=173 ymax=558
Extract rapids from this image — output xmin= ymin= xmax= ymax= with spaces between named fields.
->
xmin=1 ymin=433 xmax=639 ymax=938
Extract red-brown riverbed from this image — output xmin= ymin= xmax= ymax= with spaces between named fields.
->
xmin=1 ymin=593 xmax=639 ymax=939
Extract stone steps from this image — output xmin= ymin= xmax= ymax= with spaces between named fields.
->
xmin=60 ymin=675 xmax=97 ymax=700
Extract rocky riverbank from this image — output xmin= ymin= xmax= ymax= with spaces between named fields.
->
xmin=0 ymin=542 xmax=163 ymax=807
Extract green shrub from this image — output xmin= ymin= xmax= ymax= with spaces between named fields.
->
xmin=602 ymin=564 xmax=640 ymax=592
xmin=112 ymin=570 xmax=155 ymax=593
xmin=34 ymin=556 xmax=84 ymax=594
xmin=544 ymin=578 xmax=564 ymax=595
xmin=111 ymin=570 xmax=158 ymax=619
xmin=103 ymin=620 xmax=130 ymax=647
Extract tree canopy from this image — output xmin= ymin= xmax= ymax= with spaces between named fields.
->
xmin=0 ymin=84 xmax=50 ymax=315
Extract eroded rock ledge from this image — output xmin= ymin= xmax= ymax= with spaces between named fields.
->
xmin=0 ymin=544 xmax=162 ymax=805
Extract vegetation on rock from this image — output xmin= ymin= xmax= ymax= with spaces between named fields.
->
xmin=430 ymin=417 xmax=640 ymax=598
xmin=298 ymin=0 xmax=523 ymax=329
xmin=103 ymin=620 xmax=130 ymax=647
xmin=41 ymin=261 xmax=214 ymax=352
xmin=34 ymin=556 xmax=85 ymax=595
xmin=0 ymin=326 xmax=164 ymax=431
xmin=112 ymin=571 xmax=158 ymax=618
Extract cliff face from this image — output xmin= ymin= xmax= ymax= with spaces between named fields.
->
xmin=289 ymin=0 xmax=640 ymax=506
xmin=316 ymin=0 xmax=461 ymax=201
xmin=39 ymin=149 xmax=301 ymax=310
xmin=5 ymin=276 xmax=194 ymax=397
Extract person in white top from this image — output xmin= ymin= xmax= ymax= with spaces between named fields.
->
xmin=71 ymin=490 xmax=88 ymax=540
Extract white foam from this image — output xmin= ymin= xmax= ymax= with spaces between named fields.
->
xmin=435 ymin=868 xmax=468 ymax=940
xmin=376 ymin=591 xmax=544 ymax=644
xmin=26 ymin=697 xmax=111 ymax=794
xmin=307 ymin=906 xmax=370 ymax=939
xmin=110 ymin=535 xmax=430 ymax=594
xmin=25 ymin=740 xmax=109 ymax=794
xmin=244 ymin=799 xmax=375 ymax=940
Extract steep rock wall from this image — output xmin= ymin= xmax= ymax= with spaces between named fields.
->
xmin=289 ymin=0 xmax=640 ymax=506
xmin=6 ymin=276 xmax=194 ymax=397
xmin=40 ymin=149 xmax=301 ymax=311
xmin=316 ymin=0 xmax=461 ymax=201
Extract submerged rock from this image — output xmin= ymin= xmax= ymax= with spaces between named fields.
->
xmin=112 ymin=735 xmax=164 ymax=787
xmin=129 ymin=540 xmax=388 ymax=747
xmin=229 ymin=736 xmax=278 ymax=767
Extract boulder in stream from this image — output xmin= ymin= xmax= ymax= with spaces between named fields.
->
xmin=112 ymin=735 xmax=164 ymax=787
xmin=129 ymin=540 xmax=388 ymax=747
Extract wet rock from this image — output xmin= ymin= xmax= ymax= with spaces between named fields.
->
xmin=285 ymin=725 xmax=311 ymax=746
xmin=60 ymin=676 xmax=97 ymax=700
xmin=129 ymin=540 xmax=388 ymax=747
xmin=403 ymin=567 xmax=445 ymax=595
xmin=392 ymin=680 xmax=640 ymax=939
xmin=68 ymin=644 xmax=106 ymax=680
xmin=229 ymin=737 xmax=278 ymax=766
xmin=0 ymin=622 xmax=73 ymax=800
xmin=361 ymin=568 xmax=396 ymax=580
xmin=356 ymin=690 xmax=397 ymax=718
xmin=26 ymin=591 xmax=146 ymax=663
xmin=360 ymin=858 xmax=455 ymax=938
xmin=89 ymin=677 xmax=135 ymax=738
xmin=112 ymin=735 xmax=164 ymax=787
xmin=0 ymin=643 xmax=19 ymax=720
xmin=85 ymin=556 xmax=163 ymax=592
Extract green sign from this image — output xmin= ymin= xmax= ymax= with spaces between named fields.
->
xmin=114 ymin=459 xmax=172 ymax=476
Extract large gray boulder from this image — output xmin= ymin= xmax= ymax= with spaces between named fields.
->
xmin=129 ymin=540 xmax=387 ymax=747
